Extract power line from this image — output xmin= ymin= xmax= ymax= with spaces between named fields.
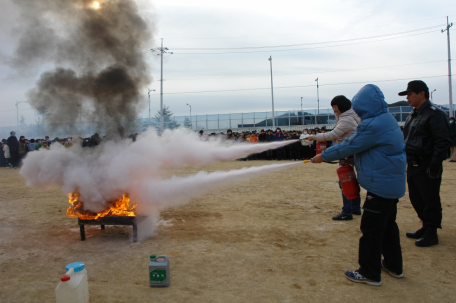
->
xmin=165 ymin=60 xmax=447 ymax=81
xmin=172 ymin=25 xmax=443 ymax=50
xmin=173 ymin=29 xmax=439 ymax=55
xmin=150 ymin=74 xmax=451 ymax=96
xmin=165 ymin=16 xmax=455 ymax=40
xmin=0 ymin=108 xmax=35 ymax=113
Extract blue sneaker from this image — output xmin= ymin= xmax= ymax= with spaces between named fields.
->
xmin=381 ymin=260 xmax=403 ymax=279
xmin=344 ymin=270 xmax=381 ymax=286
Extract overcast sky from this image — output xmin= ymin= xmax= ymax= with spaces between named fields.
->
xmin=0 ymin=0 xmax=455 ymax=127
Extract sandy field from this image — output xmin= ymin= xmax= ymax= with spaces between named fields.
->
xmin=0 ymin=160 xmax=455 ymax=303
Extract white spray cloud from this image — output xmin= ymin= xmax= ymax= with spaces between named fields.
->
xmin=20 ymin=128 xmax=299 ymax=239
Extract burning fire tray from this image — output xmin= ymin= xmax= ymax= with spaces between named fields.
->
xmin=78 ymin=216 xmax=146 ymax=242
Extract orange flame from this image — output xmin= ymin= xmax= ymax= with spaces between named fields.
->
xmin=66 ymin=193 xmax=137 ymax=220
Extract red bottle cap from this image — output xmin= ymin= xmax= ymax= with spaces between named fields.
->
xmin=61 ymin=275 xmax=71 ymax=282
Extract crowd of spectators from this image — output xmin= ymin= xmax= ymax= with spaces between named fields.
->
xmin=0 ymin=132 xmax=103 ymax=168
xmin=216 ymin=127 xmax=334 ymax=161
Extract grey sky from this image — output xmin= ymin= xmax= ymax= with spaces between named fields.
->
xmin=0 ymin=0 xmax=454 ymax=127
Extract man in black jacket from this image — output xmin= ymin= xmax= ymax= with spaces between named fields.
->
xmin=7 ymin=131 xmax=20 ymax=169
xmin=265 ymin=129 xmax=274 ymax=160
xmin=258 ymin=129 xmax=267 ymax=160
xmin=400 ymin=80 xmax=451 ymax=247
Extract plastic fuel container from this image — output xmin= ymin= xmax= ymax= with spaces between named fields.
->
xmin=55 ymin=262 xmax=89 ymax=303
xmin=149 ymin=255 xmax=170 ymax=287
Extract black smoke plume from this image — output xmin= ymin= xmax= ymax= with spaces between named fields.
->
xmin=10 ymin=0 xmax=154 ymax=135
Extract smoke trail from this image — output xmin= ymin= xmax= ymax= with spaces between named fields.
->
xmin=8 ymin=0 xmax=154 ymax=134
xmin=132 ymin=162 xmax=300 ymax=240
xmin=134 ymin=162 xmax=300 ymax=210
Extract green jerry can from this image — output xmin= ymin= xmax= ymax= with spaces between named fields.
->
xmin=149 ymin=255 xmax=170 ymax=287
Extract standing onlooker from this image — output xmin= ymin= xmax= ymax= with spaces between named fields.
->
xmin=249 ymin=132 xmax=258 ymax=143
xmin=226 ymin=129 xmax=234 ymax=140
xmin=28 ymin=139 xmax=37 ymax=151
xmin=400 ymin=80 xmax=451 ymax=247
xmin=265 ymin=129 xmax=274 ymax=160
xmin=449 ymin=117 xmax=456 ymax=162
xmin=64 ymin=138 xmax=73 ymax=148
xmin=312 ymin=84 xmax=406 ymax=286
xmin=3 ymin=142 xmax=12 ymax=168
xmin=7 ymin=131 xmax=19 ymax=168
xmin=300 ymin=130 xmax=312 ymax=160
xmin=310 ymin=130 xmax=317 ymax=158
xmin=0 ymin=141 xmax=6 ymax=167
xmin=307 ymin=95 xmax=361 ymax=220
xmin=274 ymin=128 xmax=285 ymax=160
xmin=258 ymin=129 xmax=267 ymax=160
xmin=19 ymin=136 xmax=27 ymax=166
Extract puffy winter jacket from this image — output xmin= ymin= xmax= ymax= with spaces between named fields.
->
xmin=314 ymin=109 xmax=360 ymax=144
xmin=273 ymin=132 xmax=284 ymax=149
xmin=321 ymin=84 xmax=406 ymax=199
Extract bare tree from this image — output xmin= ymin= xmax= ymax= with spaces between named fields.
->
xmin=35 ymin=105 xmax=51 ymax=125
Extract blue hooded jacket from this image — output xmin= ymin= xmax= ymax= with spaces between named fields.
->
xmin=321 ymin=84 xmax=406 ymax=199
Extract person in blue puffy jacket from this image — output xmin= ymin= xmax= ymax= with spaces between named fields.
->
xmin=311 ymin=84 xmax=406 ymax=286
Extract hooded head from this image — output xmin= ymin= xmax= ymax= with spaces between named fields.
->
xmin=352 ymin=84 xmax=388 ymax=120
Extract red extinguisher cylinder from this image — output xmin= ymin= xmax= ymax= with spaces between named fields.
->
xmin=316 ymin=142 xmax=327 ymax=155
xmin=337 ymin=163 xmax=360 ymax=200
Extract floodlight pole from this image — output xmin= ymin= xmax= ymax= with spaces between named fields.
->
xmin=268 ymin=56 xmax=276 ymax=129
xmin=431 ymin=89 xmax=436 ymax=102
xmin=160 ymin=39 xmax=164 ymax=130
xmin=442 ymin=16 xmax=454 ymax=117
xmin=315 ymin=78 xmax=320 ymax=115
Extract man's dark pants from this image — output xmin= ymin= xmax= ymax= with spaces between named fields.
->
xmin=9 ymin=150 xmax=20 ymax=168
xmin=407 ymin=156 xmax=442 ymax=229
xmin=358 ymin=192 xmax=403 ymax=282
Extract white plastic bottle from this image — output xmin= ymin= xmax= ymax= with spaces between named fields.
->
xmin=56 ymin=262 xmax=89 ymax=303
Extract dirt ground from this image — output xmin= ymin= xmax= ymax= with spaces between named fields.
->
xmin=0 ymin=160 xmax=455 ymax=303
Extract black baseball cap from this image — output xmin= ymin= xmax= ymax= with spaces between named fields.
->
xmin=398 ymin=80 xmax=429 ymax=96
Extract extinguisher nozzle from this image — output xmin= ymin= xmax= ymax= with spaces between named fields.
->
xmin=303 ymin=160 xmax=310 ymax=164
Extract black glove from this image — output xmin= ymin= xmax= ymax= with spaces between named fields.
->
xmin=426 ymin=159 xmax=442 ymax=179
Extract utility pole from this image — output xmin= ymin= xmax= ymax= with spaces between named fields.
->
xmin=442 ymin=16 xmax=454 ymax=117
xmin=301 ymin=97 xmax=303 ymax=125
xmin=151 ymin=38 xmax=173 ymax=131
xmin=148 ymin=88 xmax=155 ymax=121
xmin=268 ymin=56 xmax=276 ymax=129
xmin=186 ymin=103 xmax=192 ymax=129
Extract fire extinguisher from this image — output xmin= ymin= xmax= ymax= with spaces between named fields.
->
xmin=316 ymin=141 xmax=327 ymax=155
xmin=337 ymin=163 xmax=360 ymax=199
